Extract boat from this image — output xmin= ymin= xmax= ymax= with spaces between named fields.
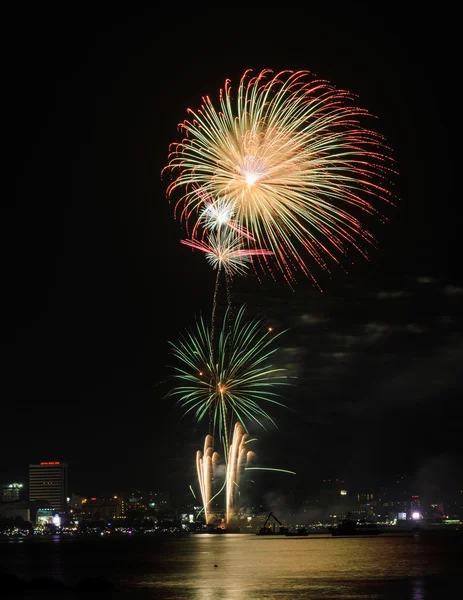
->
xmin=203 ymin=525 xmax=241 ymax=534
xmin=328 ymin=519 xmax=380 ymax=536
xmin=256 ymin=512 xmax=288 ymax=535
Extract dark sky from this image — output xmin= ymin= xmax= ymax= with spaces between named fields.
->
xmin=4 ymin=7 xmax=460 ymax=500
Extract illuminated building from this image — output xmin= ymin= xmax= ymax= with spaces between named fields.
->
xmin=1 ymin=482 xmax=24 ymax=502
xmin=409 ymin=495 xmax=421 ymax=515
xmin=29 ymin=462 xmax=68 ymax=512
xmin=68 ymin=492 xmax=86 ymax=510
xmin=81 ymin=497 xmax=122 ymax=520
xmin=126 ymin=489 xmax=170 ymax=515
xmin=99 ymin=492 xmax=126 ymax=516
xmin=356 ymin=492 xmax=377 ymax=520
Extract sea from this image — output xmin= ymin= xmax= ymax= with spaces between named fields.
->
xmin=1 ymin=531 xmax=462 ymax=598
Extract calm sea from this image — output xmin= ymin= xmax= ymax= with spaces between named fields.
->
xmin=1 ymin=532 xmax=462 ymax=598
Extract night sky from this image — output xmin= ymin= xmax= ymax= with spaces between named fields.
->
xmin=4 ymin=7 xmax=460 ymax=500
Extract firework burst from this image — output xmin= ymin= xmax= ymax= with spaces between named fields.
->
xmin=163 ymin=68 xmax=396 ymax=285
xmin=181 ymin=227 xmax=273 ymax=277
xmin=167 ymin=304 xmax=288 ymax=451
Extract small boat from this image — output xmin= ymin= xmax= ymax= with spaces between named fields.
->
xmin=328 ymin=519 xmax=380 ymax=536
xmin=205 ymin=526 xmax=241 ymax=534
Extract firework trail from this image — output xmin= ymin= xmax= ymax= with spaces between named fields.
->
xmin=225 ymin=422 xmax=255 ymax=524
xmin=182 ymin=227 xmax=273 ymax=397
xmin=187 ymin=193 xmax=272 ymax=347
xmin=196 ymin=434 xmax=219 ymax=525
xmin=194 ymin=424 xmax=297 ymax=526
xmin=167 ymin=304 xmax=288 ymax=456
xmin=183 ymin=191 xmax=275 ymax=436
xmin=182 ymin=226 xmax=272 ymax=345
xmin=163 ymin=69 xmax=396 ymax=286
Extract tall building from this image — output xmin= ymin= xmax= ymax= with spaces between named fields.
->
xmin=29 ymin=462 xmax=67 ymax=512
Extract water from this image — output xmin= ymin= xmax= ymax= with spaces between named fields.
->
xmin=1 ymin=532 xmax=462 ymax=598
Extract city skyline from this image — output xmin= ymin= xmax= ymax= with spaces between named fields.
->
xmin=2 ymin=463 xmax=461 ymax=513
xmin=4 ymin=7 xmax=460 ymax=499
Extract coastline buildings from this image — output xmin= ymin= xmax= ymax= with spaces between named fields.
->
xmin=29 ymin=462 xmax=68 ymax=513
xmin=1 ymin=482 xmax=24 ymax=502
xmin=0 ymin=456 xmax=460 ymax=530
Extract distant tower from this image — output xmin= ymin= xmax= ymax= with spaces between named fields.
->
xmin=29 ymin=462 xmax=68 ymax=512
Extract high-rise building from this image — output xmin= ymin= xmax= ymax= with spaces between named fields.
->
xmin=29 ymin=462 xmax=67 ymax=512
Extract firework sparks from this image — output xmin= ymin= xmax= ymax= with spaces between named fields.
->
xmin=181 ymin=227 xmax=273 ymax=277
xmin=244 ymin=467 xmax=296 ymax=475
xmin=225 ymin=422 xmax=255 ymax=524
xmin=167 ymin=304 xmax=289 ymax=452
xmin=193 ymin=424 xmax=297 ymax=526
xmin=196 ymin=434 xmax=219 ymax=525
xmin=198 ymin=195 xmax=235 ymax=232
xmin=163 ymin=68 xmax=396 ymax=285
xmin=197 ymin=194 xmax=256 ymax=242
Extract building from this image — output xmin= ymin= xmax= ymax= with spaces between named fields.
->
xmin=1 ymin=482 xmax=24 ymax=502
xmin=80 ymin=497 xmax=122 ymax=521
xmin=0 ymin=500 xmax=52 ymax=524
xmin=0 ymin=501 xmax=31 ymax=522
xmin=355 ymin=492 xmax=377 ymax=520
xmin=126 ymin=489 xmax=170 ymax=516
xmin=318 ymin=478 xmax=351 ymax=519
xmin=29 ymin=462 xmax=68 ymax=513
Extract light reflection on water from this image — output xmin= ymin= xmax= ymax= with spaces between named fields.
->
xmin=122 ymin=533 xmax=463 ymax=599
xmin=1 ymin=533 xmax=462 ymax=599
